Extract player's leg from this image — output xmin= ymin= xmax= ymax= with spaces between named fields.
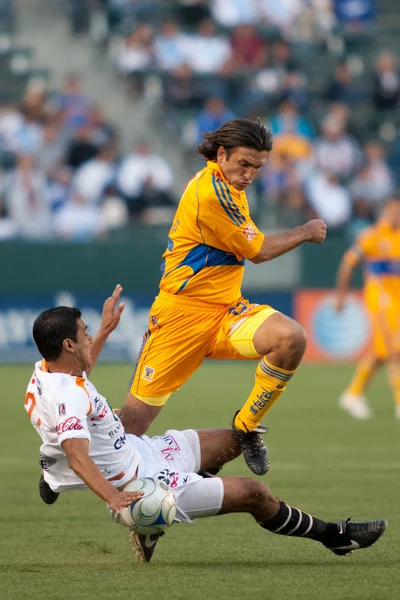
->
xmin=234 ymin=311 xmax=306 ymax=430
xmin=381 ymin=305 xmax=400 ymax=419
xmin=176 ymin=476 xmax=387 ymax=556
xmin=120 ymin=298 xmax=216 ymax=435
xmin=209 ymin=303 xmax=306 ymax=475
xmin=196 ymin=429 xmax=241 ymax=472
xmin=339 ymin=353 xmax=381 ymax=419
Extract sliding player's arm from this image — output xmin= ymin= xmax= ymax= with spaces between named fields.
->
xmin=55 ymin=383 xmax=141 ymax=511
xmin=335 ymin=247 xmax=362 ymax=312
xmin=206 ymin=182 xmax=326 ymax=263
xmin=87 ymin=284 xmax=125 ymax=376
xmin=62 ymin=438 xmax=143 ymax=512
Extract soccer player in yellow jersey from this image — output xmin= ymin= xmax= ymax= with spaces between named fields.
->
xmin=120 ymin=119 xmax=327 ymax=475
xmin=335 ymin=197 xmax=400 ymax=420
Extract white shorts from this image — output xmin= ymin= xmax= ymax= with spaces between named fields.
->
xmin=128 ymin=429 xmax=224 ymax=523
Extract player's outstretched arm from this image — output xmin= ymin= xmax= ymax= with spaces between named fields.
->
xmin=87 ymin=284 xmax=125 ymax=376
xmin=62 ymin=438 xmax=143 ymax=512
xmin=335 ymin=249 xmax=361 ymax=312
xmin=250 ymin=219 xmax=327 ymax=264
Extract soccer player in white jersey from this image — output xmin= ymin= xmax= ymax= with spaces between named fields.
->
xmin=25 ymin=285 xmax=387 ymax=563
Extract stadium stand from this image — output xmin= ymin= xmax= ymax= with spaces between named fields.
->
xmin=0 ymin=0 xmax=400 ymax=241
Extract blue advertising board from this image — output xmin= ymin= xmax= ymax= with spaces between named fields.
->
xmin=0 ymin=291 xmax=293 ymax=363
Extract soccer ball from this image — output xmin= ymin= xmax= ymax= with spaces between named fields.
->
xmin=118 ymin=477 xmax=176 ymax=534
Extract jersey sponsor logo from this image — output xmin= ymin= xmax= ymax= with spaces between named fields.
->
xmin=39 ymin=452 xmax=57 ymax=470
xmin=58 ymin=403 xmax=66 ymax=416
xmin=156 ymin=469 xmax=179 ymax=488
xmin=90 ymin=404 xmax=108 ymax=421
xmin=249 ymin=387 xmax=273 ymax=415
xmin=161 ymin=434 xmax=180 ymax=461
xmin=113 ymin=433 xmax=127 ymax=450
xmin=56 ymin=416 xmax=83 ymax=434
xmin=142 ymin=366 xmax=155 ymax=382
xmin=242 ymin=223 xmax=257 ymax=242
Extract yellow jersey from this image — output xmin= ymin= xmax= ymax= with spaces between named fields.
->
xmin=355 ymin=220 xmax=400 ymax=309
xmin=159 ymin=161 xmax=264 ymax=304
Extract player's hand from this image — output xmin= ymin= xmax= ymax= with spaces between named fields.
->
xmin=302 ymin=219 xmax=327 ymax=244
xmin=108 ymin=490 xmax=144 ymax=513
xmin=100 ymin=284 xmax=125 ymax=335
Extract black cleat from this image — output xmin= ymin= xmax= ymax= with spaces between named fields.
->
xmin=324 ymin=518 xmax=387 ymax=556
xmin=130 ymin=531 xmax=164 ymax=563
xmin=231 ymin=411 xmax=270 ymax=476
xmin=39 ymin=473 xmax=59 ymax=505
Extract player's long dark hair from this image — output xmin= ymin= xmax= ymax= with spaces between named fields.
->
xmin=33 ymin=307 xmax=82 ymax=361
xmin=196 ymin=118 xmax=273 ymax=161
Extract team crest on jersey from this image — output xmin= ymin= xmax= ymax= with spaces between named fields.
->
xmin=142 ymin=366 xmax=155 ymax=382
xmin=242 ymin=223 xmax=257 ymax=242
xmin=58 ymin=403 xmax=66 ymax=416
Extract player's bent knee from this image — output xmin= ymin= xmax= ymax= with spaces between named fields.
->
xmin=255 ymin=314 xmax=307 ymax=360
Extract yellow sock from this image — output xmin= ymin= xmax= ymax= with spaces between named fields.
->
xmin=346 ymin=356 xmax=376 ymax=397
xmin=234 ymin=358 xmax=296 ymax=431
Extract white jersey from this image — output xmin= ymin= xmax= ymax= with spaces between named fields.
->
xmin=25 ymin=360 xmax=140 ymax=493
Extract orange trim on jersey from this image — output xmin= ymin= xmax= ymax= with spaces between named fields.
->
xmin=24 ymin=392 xmax=36 ymax=418
xmin=40 ymin=359 xmax=49 ymax=372
xmin=76 ymin=377 xmax=89 ymax=397
xmin=108 ymin=471 xmax=125 ymax=481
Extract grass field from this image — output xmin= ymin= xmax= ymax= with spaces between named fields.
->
xmin=1 ymin=361 xmax=399 ymax=600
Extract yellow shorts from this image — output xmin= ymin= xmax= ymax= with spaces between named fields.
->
xmin=369 ymin=307 xmax=400 ymax=359
xmin=129 ymin=290 xmax=277 ymax=405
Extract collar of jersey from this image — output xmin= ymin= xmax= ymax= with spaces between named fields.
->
xmin=207 ymin=161 xmax=228 ymax=183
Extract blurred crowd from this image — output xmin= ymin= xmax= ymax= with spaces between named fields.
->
xmin=0 ymin=74 xmax=177 ymax=241
xmin=2 ymin=0 xmax=399 ymax=241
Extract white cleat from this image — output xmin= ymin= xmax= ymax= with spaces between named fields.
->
xmin=395 ymin=405 xmax=400 ymax=420
xmin=339 ymin=394 xmax=372 ymax=420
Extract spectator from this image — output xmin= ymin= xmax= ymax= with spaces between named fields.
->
xmin=211 ymin=0 xmax=259 ymax=28
xmin=334 ymin=0 xmax=376 ymax=28
xmin=325 ymin=62 xmax=360 ymax=105
xmin=278 ymin=71 xmax=309 ymax=112
xmin=54 ymin=193 xmax=105 ymax=241
xmin=314 ymin=117 xmax=362 ymax=179
xmin=65 ymin=123 xmax=99 ymax=170
xmin=90 ymin=106 xmax=118 ymax=148
xmin=372 ymin=52 xmax=400 ymax=112
xmin=350 ymin=141 xmax=394 ymax=206
xmin=230 ymin=25 xmax=266 ymax=71
xmin=72 ymin=144 xmax=117 ymax=205
xmin=115 ymin=25 xmax=154 ymax=75
xmin=269 ymin=100 xmax=314 ymax=139
xmin=162 ymin=64 xmax=206 ymax=111
xmin=194 ymin=97 xmax=235 ymax=145
xmin=0 ymin=103 xmax=23 ymax=153
xmin=53 ymin=74 xmax=94 ymax=130
xmin=270 ymin=40 xmax=298 ymax=76
xmin=154 ymin=20 xmax=187 ymax=72
xmin=259 ymin=0 xmax=303 ymax=35
xmin=116 ymin=141 xmax=175 ymax=219
xmin=38 ymin=121 xmax=68 ymax=172
xmin=306 ymin=169 xmax=352 ymax=229
xmin=14 ymin=105 xmax=44 ymax=157
xmin=2 ymin=155 xmax=52 ymax=240
xmin=181 ymin=19 xmax=232 ymax=75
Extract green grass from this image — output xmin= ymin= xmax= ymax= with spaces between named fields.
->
xmin=1 ymin=362 xmax=399 ymax=600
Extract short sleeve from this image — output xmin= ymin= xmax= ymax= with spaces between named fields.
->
xmin=55 ymin=379 xmax=91 ymax=445
xmin=204 ymin=176 xmax=264 ymax=259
